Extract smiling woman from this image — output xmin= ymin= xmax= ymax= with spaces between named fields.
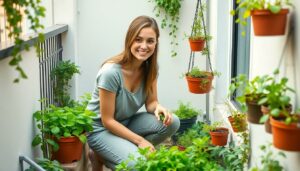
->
xmin=86 ymin=15 xmax=180 ymax=170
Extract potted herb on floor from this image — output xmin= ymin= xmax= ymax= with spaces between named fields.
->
xmin=32 ymin=96 xmax=96 ymax=163
xmin=231 ymin=0 xmax=292 ymax=36
xmin=203 ymin=121 xmax=229 ymax=146
xmin=172 ymin=102 xmax=201 ymax=143
xmin=185 ymin=66 xmax=216 ymax=94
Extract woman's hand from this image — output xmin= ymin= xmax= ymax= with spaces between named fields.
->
xmin=137 ymin=138 xmax=155 ymax=152
xmin=154 ymin=104 xmax=173 ymax=126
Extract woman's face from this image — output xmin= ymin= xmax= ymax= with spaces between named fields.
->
xmin=130 ymin=27 xmax=157 ymax=62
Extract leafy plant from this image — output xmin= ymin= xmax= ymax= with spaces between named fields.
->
xmin=173 ymin=101 xmax=201 ymax=119
xmin=230 ymin=0 xmax=293 ymax=36
xmin=2 ymin=0 xmax=46 ymax=82
xmin=150 ymin=0 xmax=182 ymax=57
xmin=25 ymin=158 xmax=63 ymax=171
xmin=258 ymin=69 xmax=296 ymax=124
xmin=229 ymin=73 xmax=272 ymax=112
xmin=203 ymin=121 xmax=223 ymax=132
xmin=32 ymin=95 xmax=96 ymax=153
xmin=51 ymin=60 xmax=80 ymax=107
xmin=186 ymin=66 xmax=220 ymax=78
xmin=226 ymin=100 xmax=248 ymax=132
xmin=250 ymin=143 xmax=286 ymax=171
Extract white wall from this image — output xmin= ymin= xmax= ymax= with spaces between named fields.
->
xmin=76 ymin=0 xmax=209 ymax=112
xmin=0 ymin=49 xmax=41 ymax=171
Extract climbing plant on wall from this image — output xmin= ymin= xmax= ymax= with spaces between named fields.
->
xmin=2 ymin=0 xmax=45 ymax=83
xmin=150 ymin=0 xmax=182 ymax=57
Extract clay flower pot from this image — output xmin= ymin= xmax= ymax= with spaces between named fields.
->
xmin=246 ymin=100 xmax=263 ymax=124
xmin=251 ymin=9 xmax=289 ymax=36
xmin=228 ymin=116 xmax=247 ymax=133
xmin=270 ymin=116 xmax=300 ymax=151
xmin=209 ymin=127 xmax=229 ymax=146
xmin=185 ymin=73 xmax=214 ymax=94
xmin=189 ymin=38 xmax=205 ymax=51
xmin=52 ymin=136 xmax=83 ymax=163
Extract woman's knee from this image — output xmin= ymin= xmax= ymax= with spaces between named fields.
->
xmin=169 ymin=114 xmax=180 ymax=134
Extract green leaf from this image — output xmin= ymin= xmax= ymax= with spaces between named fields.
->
xmin=78 ymin=134 xmax=87 ymax=143
xmin=269 ymin=5 xmax=281 ymax=14
xmin=51 ymin=127 xmax=60 ymax=134
xmin=32 ymin=135 xmax=42 ymax=146
xmin=46 ymin=139 xmax=59 ymax=151
xmin=259 ymin=114 xmax=269 ymax=124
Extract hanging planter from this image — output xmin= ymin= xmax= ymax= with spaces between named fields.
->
xmin=185 ymin=67 xmax=214 ymax=94
xmin=228 ymin=115 xmax=247 ymax=133
xmin=270 ymin=116 xmax=300 ymax=151
xmin=51 ymin=136 xmax=83 ymax=163
xmin=209 ymin=127 xmax=229 ymax=146
xmin=189 ymin=38 xmax=205 ymax=51
xmin=251 ymin=9 xmax=289 ymax=36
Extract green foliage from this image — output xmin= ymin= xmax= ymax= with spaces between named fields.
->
xmin=2 ymin=0 xmax=45 ymax=83
xmin=225 ymin=101 xmax=248 ymax=132
xmin=250 ymin=143 xmax=286 ymax=171
xmin=229 ymin=73 xmax=272 ymax=112
xmin=173 ymin=101 xmax=200 ymax=119
xmin=186 ymin=66 xmax=220 ymax=78
xmin=51 ymin=60 xmax=80 ymax=107
xmin=230 ymin=0 xmax=292 ymax=35
xmin=257 ymin=69 xmax=296 ymax=124
xmin=150 ymin=0 xmax=182 ymax=57
xmin=25 ymin=158 xmax=63 ymax=171
xmin=203 ymin=121 xmax=223 ymax=132
xmin=32 ymin=95 xmax=96 ymax=152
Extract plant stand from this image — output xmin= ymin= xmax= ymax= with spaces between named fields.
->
xmin=186 ymin=0 xmax=214 ymax=123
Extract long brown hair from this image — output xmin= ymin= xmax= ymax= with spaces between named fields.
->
xmin=103 ymin=15 xmax=160 ymax=96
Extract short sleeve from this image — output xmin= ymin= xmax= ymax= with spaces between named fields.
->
xmin=96 ymin=64 xmax=120 ymax=93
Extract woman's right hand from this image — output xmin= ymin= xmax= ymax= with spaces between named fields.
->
xmin=137 ymin=138 xmax=155 ymax=152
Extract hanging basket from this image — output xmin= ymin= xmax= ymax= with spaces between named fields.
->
xmin=189 ymin=38 xmax=205 ymax=51
xmin=51 ymin=136 xmax=83 ymax=163
xmin=270 ymin=116 xmax=300 ymax=151
xmin=185 ymin=73 xmax=214 ymax=94
xmin=251 ymin=9 xmax=289 ymax=36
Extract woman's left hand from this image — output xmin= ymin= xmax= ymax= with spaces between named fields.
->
xmin=154 ymin=104 xmax=172 ymax=126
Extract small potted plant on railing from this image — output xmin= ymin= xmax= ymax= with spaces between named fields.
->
xmin=225 ymin=101 xmax=247 ymax=133
xmin=185 ymin=66 xmax=217 ymax=94
xmin=25 ymin=158 xmax=64 ymax=171
xmin=188 ymin=3 xmax=212 ymax=53
xmin=203 ymin=121 xmax=229 ymax=146
xmin=32 ymin=95 xmax=96 ymax=163
xmin=229 ymin=74 xmax=272 ymax=124
xmin=231 ymin=0 xmax=292 ymax=36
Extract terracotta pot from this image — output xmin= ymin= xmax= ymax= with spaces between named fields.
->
xmin=228 ymin=116 xmax=247 ymax=132
xmin=251 ymin=9 xmax=289 ymax=36
xmin=52 ymin=136 xmax=83 ymax=163
xmin=246 ymin=101 xmax=263 ymax=124
xmin=185 ymin=73 xmax=214 ymax=94
xmin=209 ymin=127 xmax=229 ymax=146
xmin=270 ymin=116 xmax=300 ymax=151
xmin=189 ymin=38 xmax=205 ymax=51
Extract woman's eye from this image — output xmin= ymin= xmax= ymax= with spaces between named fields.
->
xmin=135 ymin=38 xmax=142 ymax=43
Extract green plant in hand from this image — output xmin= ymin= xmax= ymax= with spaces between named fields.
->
xmin=173 ymin=101 xmax=200 ymax=119
xmin=230 ymin=0 xmax=293 ymax=36
xmin=25 ymin=158 xmax=63 ymax=171
xmin=32 ymin=95 xmax=96 ymax=152
xmin=51 ymin=60 xmax=80 ymax=107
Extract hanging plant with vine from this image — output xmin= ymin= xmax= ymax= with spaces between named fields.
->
xmin=2 ymin=0 xmax=45 ymax=83
xmin=150 ymin=0 xmax=182 ymax=57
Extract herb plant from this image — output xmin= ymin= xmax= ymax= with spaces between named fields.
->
xmin=2 ymin=0 xmax=45 ymax=82
xmin=173 ymin=101 xmax=200 ymax=119
xmin=25 ymin=158 xmax=63 ymax=171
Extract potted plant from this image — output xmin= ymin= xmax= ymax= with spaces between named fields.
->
xmin=171 ymin=102 xmax=201 ymax=143
xmin=32 ymin=95 xmax=96 ymax=163
xmin=51 ymin=60 xmax=80 ymax=107
xmin=231 ymin=0 xmax=292 ymax=36
xmin=225 ymin=101 xmax=247 ymax=133
xmin=203 ymin=121 xmax=229 ymax=146
xmin=25 ymin=158 xmax=64 ymax=171
xmin=185 ymin=66 xmax=216 ymax=94
xmin=188 ymin=3 xmax=212 ymax=53
xmin=229 ymin=74 xmax=272 ymax=124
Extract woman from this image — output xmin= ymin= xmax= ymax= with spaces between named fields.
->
xmin=87 ymin=15 xmax=180 ymax=170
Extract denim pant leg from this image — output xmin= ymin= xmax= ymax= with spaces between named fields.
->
xmin=127 ymin=112 xmax=180 ymax=145
xmin=87 ymin=130 xmax=140 ymax=170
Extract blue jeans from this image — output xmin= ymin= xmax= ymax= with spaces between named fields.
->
xmin=87 ymin=112 xmax=180 ymax=169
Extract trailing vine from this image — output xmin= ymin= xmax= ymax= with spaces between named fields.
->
xmin=150 ymin=0 xmax=182 ymax=57
xmin=2 ymin=0 xmax=45 ymax=83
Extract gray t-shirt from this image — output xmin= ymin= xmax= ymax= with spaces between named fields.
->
xmin=87 ymin=63 xmax=146 ymax=132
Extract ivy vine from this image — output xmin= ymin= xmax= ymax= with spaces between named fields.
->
xmin=150 ymin=0 xmax=182 ymax=57
xmin=2 ymin=0 xmax=45 ymax=83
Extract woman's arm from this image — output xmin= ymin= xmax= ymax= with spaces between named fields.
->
xmin=145 ymin=79 xmax=172 ymax=126
xmin=99 ymin=88 xmax=155 ymax=151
